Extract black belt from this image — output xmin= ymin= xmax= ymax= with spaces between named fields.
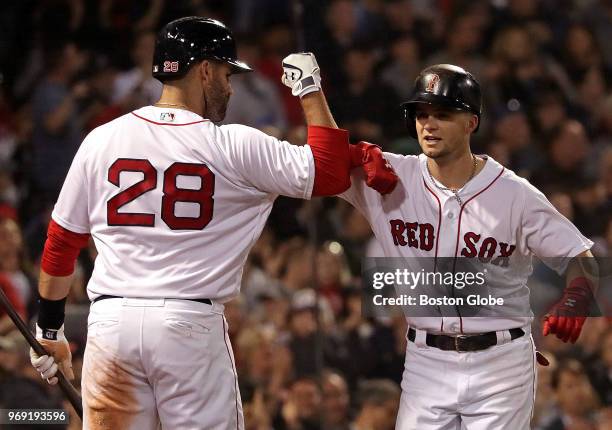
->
xmin=93 ymin=295 xmax=212 ymax=305
xmin=407 ymin=327 xmax=524 ymax=352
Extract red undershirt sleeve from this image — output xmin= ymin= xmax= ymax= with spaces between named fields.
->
xmin=41 ymin=220 xmax=91 ymax=277
xmin=308 ymin=125 xmax=351 ymax=196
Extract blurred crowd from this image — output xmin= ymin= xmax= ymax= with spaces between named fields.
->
xmin=0 ymin=0 xmax=610 ymax=429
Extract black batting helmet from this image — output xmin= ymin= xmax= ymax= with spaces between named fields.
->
xmin=152 ymin=16 xmax=252 ymax=81
xmin=401 ymin=64 xmax=482 ymax=137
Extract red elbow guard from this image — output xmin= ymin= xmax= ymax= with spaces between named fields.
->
xmin=308 ymin=126 xmax=351 ymax=196
xmin=41 ymin=220 xmax=91 ymax=276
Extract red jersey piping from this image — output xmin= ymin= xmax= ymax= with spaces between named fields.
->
xmin=423 ymin=178 xmax=443 ymax=331
xmin=131 ymin=111 xmax=209 ymax=126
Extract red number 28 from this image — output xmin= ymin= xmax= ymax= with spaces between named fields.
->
xmin=107 ymin=159 xmax=215 ymax=230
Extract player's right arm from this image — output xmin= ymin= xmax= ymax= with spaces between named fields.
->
xmin=282 ymin=54 xmax=398 ymax=196
xmin=30 ymin=138 xmax=92 ymax=385
xmin=217 ymin=53 xmax=347 ymax=199
xmin=218 ymin=53 xmax=397 ymax=200
xmin=30 ymin=226 xmax=88 ymax=385
xmin=281 ymin=53 xmax=349 ymax=197
xmin=281 ymin=52 xmax=399 ymax=199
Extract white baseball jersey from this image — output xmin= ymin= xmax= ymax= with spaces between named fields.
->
xmin=341 ymin=153 xmax=593 ymax=334
xmin=53 ymin=106 xmax=314 ymax=302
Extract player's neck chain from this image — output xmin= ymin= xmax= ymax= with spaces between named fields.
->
xmin=427 ymin=155 xmax=478 ymax=206
xmin=155 ymin=102 xmax=191 ymax=110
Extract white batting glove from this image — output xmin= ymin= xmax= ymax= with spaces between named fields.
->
xmin=30 ymin=324 xmax=74 ymax=385
xmin=281 ymin=53 xmax=322 ymax=98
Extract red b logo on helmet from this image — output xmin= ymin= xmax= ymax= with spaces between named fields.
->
xmin=426 ymin=74 xmax=440 ymax=93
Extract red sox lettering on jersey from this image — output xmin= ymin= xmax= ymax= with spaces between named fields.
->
xmin=389 ymin=220 xmax=517 ymax=267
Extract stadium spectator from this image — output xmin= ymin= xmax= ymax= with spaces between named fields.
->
xmin=351 ymin=379 xmax=400 ymax=430
xmin=322 ymin=369 xmax=351 ymax=430
xmin=531 ymin=120 xmax=590 ymax=190
xmin=29 ymin=41 xmax=89 ymax=201
xmin=222 ymin=36 xmax=288 ymax=134
xmin=308 ymin=0 xmax=359 ymax=89
xmin=424 ymin=13 xmax=487 ymax=80
xmin=111 ymin=31 xmax=162 ymax=111
xmin=274 ymin=377 xmax=322 ymax=430
xmin=589 ymin=328 xmax=612 ymax=406
xmin=0 ymin=217 xmax=35 ymax=314
xmin=488 ymin=106 xmax=543 ymax=177
xmin=381 ymin=34 xmax=422 ymax=100
xmin=544 ymin=359 xmax=601 ymax=430
xmin=328 ymin=46 xmax=401 ymax=147
xmin=487 ymin=25 xmax=572 ymax=111
xmin=0 ymin=273 xmax=25 ymax=335
xmin=582 ymin=0 xmax=612 ymax=70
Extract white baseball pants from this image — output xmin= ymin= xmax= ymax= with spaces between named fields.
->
xmin=81 ymin=297 xmax=243 ymax=430
xmin=395 ymin=327 xmax=536 ymax=430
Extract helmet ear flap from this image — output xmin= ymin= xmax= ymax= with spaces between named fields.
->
xmin=401 ymin=104 xmax=418 ymax=138
xmin=402 ymin=104 xmax=411 ymax=125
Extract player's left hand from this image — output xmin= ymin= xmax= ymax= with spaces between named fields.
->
xmin=281 ymin=53 xmax=322 ymax=98
xmin=349 ymin=142 xmax=399 ymax=195
xmin=542 ymin=278 xmax=594 ymax=343
xmin=29 ymin=324 xmax=74 ymax=385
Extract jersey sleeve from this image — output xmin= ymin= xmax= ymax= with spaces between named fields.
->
xmin=339 ymin=169 xmax=374 ymax=214
xmin=51 ymin=136 xmax=91 ymax=234
xmin=520 ymin=179 xmax=593 ymax=274
xmin=218 ymin=124 xmax=314 ymax=199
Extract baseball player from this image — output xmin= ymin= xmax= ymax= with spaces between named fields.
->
xmin=340 ymin=64 xmax=597 ymax=429
xmin=27 ymin=17 xmax=389 ymax=430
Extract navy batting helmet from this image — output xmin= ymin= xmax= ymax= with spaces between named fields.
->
xmin=401 ymin=64 xmax=482 ymax=137
xmin=152 ymin=16 xmax=252 ymax=81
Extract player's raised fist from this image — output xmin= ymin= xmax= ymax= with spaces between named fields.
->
xmin=281 ymin=53 xmax=322 ymax=98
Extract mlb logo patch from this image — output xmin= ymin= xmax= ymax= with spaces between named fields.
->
xmin=160 ymin=112 xmax=175 ymax=122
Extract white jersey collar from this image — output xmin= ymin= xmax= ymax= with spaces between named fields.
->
xmin=132 ymin=105 xmax=210 ymax=125
xmin=419 ymin=153 xmax=505 ymax=201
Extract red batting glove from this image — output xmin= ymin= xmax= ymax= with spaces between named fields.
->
xmin=349 ymin=142 xmax=399 ymax=195
xmin=542 ymin=277 xmax=594 ymax=343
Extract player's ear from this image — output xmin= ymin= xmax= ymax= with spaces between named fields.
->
xmin=198 ymin=60 xmax=213 ymax=84
xmin=466 ymin=114 xmax=478 ymax=133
